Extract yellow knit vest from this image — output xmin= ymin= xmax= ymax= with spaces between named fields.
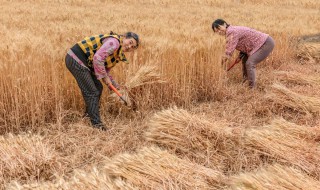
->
xmin=77 ymin=34 xmax=128 ymax=68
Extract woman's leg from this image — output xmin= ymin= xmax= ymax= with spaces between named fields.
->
xmin=83 ymin=73 xmax=103 ymax=118
xmin=245 ymin=36 xmax=275 ymax=88
xmin=65 ymin=54 xmax=106 ymax=130
xmin=241 ymin=54 xmax=249 ymax=82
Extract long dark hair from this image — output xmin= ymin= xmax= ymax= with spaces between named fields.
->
xmin=212 ymin=19 xmax=230 ymax=31
xmin=110 ymin=31 xmax=140 ymax=49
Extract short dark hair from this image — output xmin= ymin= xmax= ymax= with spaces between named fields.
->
xmin=212 ymin=19 xmax=229 ymax=31
xmin=125 ymin=32 xmax=140 ymax=49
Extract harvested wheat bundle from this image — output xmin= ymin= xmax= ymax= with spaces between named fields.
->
xmin=229 ymin=164 xmax=320 ymax=190
xmin=6 ymin=179 xmax=66 ymax=190
xmin=109 ymin=64 xmax=165 ymax=107
xmin=66 ymin=167 xmax=138 ymax=190
xmin=144 ymin=108 xmax=265 ymax=174
xmin=274 ymin=71 xmax=320 ymax=86
xmin=0 ymin=133 xmax=62 ymax=186
xmin=297 ymin=42 xmax=320 ymax=63
xmin=42 ymin=122 xmax=139 ymax=174
xmin=7 ymin=167 xmax=138 ymax=190
xmin=144 ymin=108 xmax=237 ymax=168
xmin=244 ymin=126 xmax=320 ymax=178
xmin=266 ymin=83 xmax=320 ymax=115
xmin=125 ymin=64 xmax=165 ymax=89
xmin=270 ymin=117 xmax=320 ymax=141
xmin=103 ymin=146 xmax=225 ymax=190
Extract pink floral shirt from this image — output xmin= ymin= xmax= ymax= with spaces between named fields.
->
xmin=93 ymin=37 xmax=120 ymax=80
xmin=225 ymin=25 xmax=268 ymax=57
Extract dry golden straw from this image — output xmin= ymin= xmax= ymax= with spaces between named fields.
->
xmin=125 ymin=64 xmax=165 ymax=89
xmin=274 ymin=71 xmax=320 ymax=86
xmin=296 ymin=42 xmax=320 ymax=63
xmin=145 ymin=108 xmax=320 ymax=177
xmin=266 ymin=83 xmax=320 ymax=115
xmin=68 ymin=167 xmax=138 ymax=190
xmin=103 ymin=146 xmax=225 ymax=190
xmin=7 ymin=167 xmax=137 ymax=190
xmin=229 ymin=164 xmax=320 ymax=190
xmin=7 ymin=179 xmax=67 ymax=190
xmin=0 ymin=133 xmax=62 ymax=186
xmin=244 ymin=124 xmax=320 ymax=178
xmin=145 ymin=107 xmax=237 ymax=168
xmin=8 ymin=147 xmax=224 ymax=189
xmin=144 ymin=108 xmax=266 ymax=173
xmin=269 ymin=117 xmax=320 ymax=141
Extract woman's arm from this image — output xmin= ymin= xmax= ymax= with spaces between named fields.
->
xmin=220 ymin=32 xmax=240 ymax=66
xmin=92 ymin=38 xmax=120 ymax=81
xmin=225 ymin=33 xmax=239 ymax=58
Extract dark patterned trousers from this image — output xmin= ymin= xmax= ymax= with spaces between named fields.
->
xmin=65 ymin=54 xmax=104 ymax=127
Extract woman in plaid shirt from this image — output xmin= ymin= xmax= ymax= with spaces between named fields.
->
xmin=65 ymin=31 xmax=139 ymax=130
xmin=212 ymin=19 xmax=275 ymax=88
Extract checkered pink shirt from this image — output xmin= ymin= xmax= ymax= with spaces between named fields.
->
xmin=93 ymin=38 xmax=120 ymax=80
xmin=225 ymin=25 xmax=268 ymax=57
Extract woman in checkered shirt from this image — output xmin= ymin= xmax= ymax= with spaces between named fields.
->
xmin=65 ymin=31 xmax=139 ymax=130
xmin=212 ymin=19 xmax=275 ymax=88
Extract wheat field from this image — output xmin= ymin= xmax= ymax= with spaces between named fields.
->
xmin=1 ymin=0 xmax=320 ymax=189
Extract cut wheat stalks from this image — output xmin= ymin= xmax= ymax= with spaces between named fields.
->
xmin=6 ymin=179 xmax=67 ymax=190
xmin=228 ymin=164 xmax=320 ymax=190
xmin=297 ymin=42 xmax=320 ymax=62
xmin=266 ymin=83 xmax=320 ymax=115
xmin=7 ymin=167 xmax=138 ymax=190
xmin=66 ymin=167 xmax=137 ymax=190
xmin=144 ymin=108 xmax=238 ymax=167
xmin=244 ymin=126 xmax=320 ymax=178
xmin=274 ymin=71 xmax=320 ymax=86
xmin=103 ymin=146 xmax=225 ymax=190
xmin=125 ymin=64 xmax=166 ymax=89
xmin=144 ymin=108 xmax=266 ymax=173
xmin=109 ymin=64 xmax=165 ymax=106
xmin=0 ymin=133 xmax=62 ymax=185
xmin=270 ymin=117 xmax=320 ymax=141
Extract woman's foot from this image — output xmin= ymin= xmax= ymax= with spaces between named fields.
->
xmin=93 ymin=123 xmax=107 ymax=131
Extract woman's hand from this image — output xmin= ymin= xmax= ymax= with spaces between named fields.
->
xmin=239 ymin=52 xmax=246 ymax=59
xmin=103 ymin=76 xmax=121 ymax=91
xmin=102 ymin=76 xmax=112 ymax=86
xmin=110 ymin=79 xmax=120 ymax=90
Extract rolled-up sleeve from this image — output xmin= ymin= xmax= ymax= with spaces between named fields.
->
xmin=93 ymin=38 xmax=120 ymax=80
xmin=225 ymin=33 xmax=239 ymax=57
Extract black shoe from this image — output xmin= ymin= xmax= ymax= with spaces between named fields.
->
xmin=93 ymin=123 xmax=107 ymax=131
xmin=82 ymin=112 xmax=89 ymax=118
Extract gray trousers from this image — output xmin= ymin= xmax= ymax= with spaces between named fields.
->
xmin=65 ymin=54 xmax=104 ymax=126
xmin=242 ymin=36 xmax=275 ymax=87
